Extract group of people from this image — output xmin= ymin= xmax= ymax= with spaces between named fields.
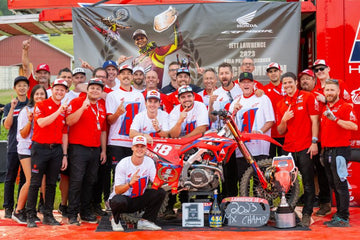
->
xmin=1 ymin=32 xmax=357 ymax=231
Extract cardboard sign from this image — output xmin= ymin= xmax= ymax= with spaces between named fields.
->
xmin=221 ymin=197 xmax=270 ymax=227
xmin=182 ymin=203 xmax=204 ymax=227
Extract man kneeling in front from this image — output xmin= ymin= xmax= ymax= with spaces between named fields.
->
xmin=108 ymin=135 xmax=165 ymax=231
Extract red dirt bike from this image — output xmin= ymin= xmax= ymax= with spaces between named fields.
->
xmin=148 ymin=109 xmax=300 ymax=209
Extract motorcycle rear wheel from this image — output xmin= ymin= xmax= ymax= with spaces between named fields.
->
xmin=239 ymin=158 xmax=300 ymax=209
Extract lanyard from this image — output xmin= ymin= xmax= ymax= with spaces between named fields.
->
xmin=90 ymin=102 xmax=101 ymax=130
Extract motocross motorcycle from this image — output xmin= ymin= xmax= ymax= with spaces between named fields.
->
xmin=121 ymin=110 xmax=300 ymax=222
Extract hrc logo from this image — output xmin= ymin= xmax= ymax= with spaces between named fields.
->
xmin=349 ymin=21 xmax=360 ymax=63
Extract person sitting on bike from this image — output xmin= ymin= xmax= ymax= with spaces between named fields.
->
xmin=168 ymin=84 xmax=209 ymax=138
xmin=229 ymin=72 xmax=275 ymax=185
xmin=108 ymin=135 xmax=166 ymax=231
xmin=129 ymin=90 xmax=170 ymax=144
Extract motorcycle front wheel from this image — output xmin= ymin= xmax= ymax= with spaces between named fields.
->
xmin=239 ymin=158 xmax=300 ymax=209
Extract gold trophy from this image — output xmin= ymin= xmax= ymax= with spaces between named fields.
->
xmin=154 ymin=6 xmax=178 ymax=32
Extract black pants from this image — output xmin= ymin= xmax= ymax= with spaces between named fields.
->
xmin=283 ymin=149 xmax=315 ymax=215
xmin=67 ymin=144 xmax=100 ymax=218
xmin=3 ymin=151 xmax=25 ymax=209
xmin=27 ymin=142 xmax=62 ymax=217
xmin=269 ymin=137 xmax=285 ymax=159
xmin=107 ymin=145 xmax=132 ymax=179
xmin=314 ymin=143 xmax=331 ymax=204
xmin=110 ymin=188 xmax=166 ymax=224
xmin=323 ymin=147 xmax=350 ymax=220
xmin=92 ymin=154 xmax=111 ymax=206
xmin=222 ymin=153 xmax=238 ymax=198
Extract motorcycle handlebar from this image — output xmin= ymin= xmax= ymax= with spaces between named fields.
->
xmin=211 ymin=109 xmax=229 ymax=118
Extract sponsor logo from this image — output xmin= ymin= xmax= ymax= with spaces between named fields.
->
xmin=351 ymin=87 xmax=360 ymax=104
xmin=236 ymin=10 xmax=257 ymax=28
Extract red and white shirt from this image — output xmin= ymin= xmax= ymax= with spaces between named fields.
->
xmin=130 ymin=109 xmax=170 ymax=137
xmin=106 ymin=87 xmax=145 ymax=147
xmin=17 ymin=106 xmax=34 ymax=155
xmin=109 ymin=156 xmax=156 ymax=199
xmin=229 ymin=94 xmax=275 ymax=157
xmin=169 ymin=101 xmax=209 ymax=137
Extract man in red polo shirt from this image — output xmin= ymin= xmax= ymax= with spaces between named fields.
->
xmin=277 ymin=72 xmax=319 ymax=227
xmin=321 ymin=79 xmax=358 ymax=227
xmin=26 ymin=79 xmax=69 ymax=228
xmin=66 ymin=79 xmax=107 ymax=226
xmin=312 ymin=59 xmax=351 ymax=104
xmin=299 ymin=68 xmax=332 ymax=217
xmin=263 ymin=62 xmax=285 ymax=158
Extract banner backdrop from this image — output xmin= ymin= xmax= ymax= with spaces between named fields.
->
xmin=72 ymin=2 xmax=300 ymax=87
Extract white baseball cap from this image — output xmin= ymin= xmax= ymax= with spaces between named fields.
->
xmin=132 ymin=135 xmax=147 ymax=146
xmin=133 ymin=66 xmax=145 ymax=74
xmin=146 ymin=90 xmax=161 ymax=100
xmin=72 ymin=67 xmax=86 ymax=76
xmin=52 ymin=78 xmax=68 ymax=89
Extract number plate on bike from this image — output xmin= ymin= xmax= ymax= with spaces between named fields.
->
xmin=221 ymin=197 xmax=270 ymax=227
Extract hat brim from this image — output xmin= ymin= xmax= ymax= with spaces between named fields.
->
xmin=52 ymin=84 xmax=68 ymax=89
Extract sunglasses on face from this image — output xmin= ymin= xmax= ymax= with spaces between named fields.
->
xmin=314 ymin=67 xmax=326 ymax=73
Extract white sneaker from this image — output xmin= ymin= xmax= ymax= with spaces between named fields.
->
xmin=137 ymin=219 xmax=161 ymax=230
xmin=111 ymin=218 xmax=124 ymax=231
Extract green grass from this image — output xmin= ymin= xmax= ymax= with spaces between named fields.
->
xmin=0 ymin=89 xmax=14 ymax=105
xmin=0 ymin=182 xmax=62 ymax=210
xmin=49 ymin=34 xmax=74 ymax=56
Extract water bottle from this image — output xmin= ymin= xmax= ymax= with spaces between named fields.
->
xmin=209 ymin=189 xmax=222 ymax=227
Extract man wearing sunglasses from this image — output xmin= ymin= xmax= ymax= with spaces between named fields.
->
xmin=312 ymin=59 xmax=351 ymax=104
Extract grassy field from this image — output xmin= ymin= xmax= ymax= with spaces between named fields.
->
xmin=49 ymin=34 xmax=74 ymax=56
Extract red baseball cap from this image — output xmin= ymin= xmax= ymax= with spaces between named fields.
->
xmin=298 ymin=69 xmax=315 ymax=78
xmin=36 ymin=63 xmax=50 ymax=73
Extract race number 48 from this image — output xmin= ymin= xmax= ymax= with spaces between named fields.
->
xmin=153 ymin=144 xmax=173 ymax=156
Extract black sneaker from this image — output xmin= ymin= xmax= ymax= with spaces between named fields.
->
xmin=58 ymin=204 xmax=68 ymax=217
xmin=37 ymin=202 xmax=45 ymax=214
xmin=42 ymin=215 xmax=61 ymax=226
xmin=80 ymin=215 xmax=98 ymax=224
xmin=69 ymin=216 xmax=80 ymax=226
xmin=4 ymin=208 xmax=13 ymax=219
xmin=27 ymin=217 xmax=38 ymax=228
xmin=93 ymin=205 xmax=108 ymax=217
xmin=12 ymin=209 xmax=27 ymax=224
xmin=34 ymin=215 xmax=41 ymax=223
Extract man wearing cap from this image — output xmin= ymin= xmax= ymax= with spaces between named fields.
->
xmin=103 ymin=60 xmax=121 ymax=92
xmin=169 ymin=85 xmax=208 ymax=138
xmin=106 ymin=65 xmax=145 ymax=173
xmin=2 ymin=76 xmax=29 ymax=218
xmin=160 ymin=61 xmax=203 ymax=95
xmin=312 ymin=59 xmax=351 ymax=104
xmin=108 ymin=135 xmax=166 ymax=231
xmin=26 ymin=79 xmax=69 ymax=227
xmin=321 ymin=79 xmax=358 ymax=227
xmin=119 ymin=23 xmax=182 ymax=88
xmin=66 ymin=79 xmax=107 ymax=225
xmin=132 ymin=66 xmax=146 ymax=92
xmin=299 ymin=68 xmax=332 ymax=217
xmin=229 ymin=72 xmax=275 ymax=182
xmin=130 ymin=90 xmax=169 ymax=143
xmin=22 ymin=37 xmax=51 ymax=98
xmin=142 ymin=70 xmax=173 ymax=113
xmin=65 ymin=68 xmax=87 ymax=102
xmin=263 ymin=62 xmax=285 ymax=158
xmin=235 ymin=57 xmax=264 ymax=91
xmin=167 ymin=67 xmax=203 ymax=111
xmin=277 ymin=72 xmax=319 ymax=227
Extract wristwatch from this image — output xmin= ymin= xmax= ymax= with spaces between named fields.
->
xmin=312 ymin=137 xmax=318 ymax=144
